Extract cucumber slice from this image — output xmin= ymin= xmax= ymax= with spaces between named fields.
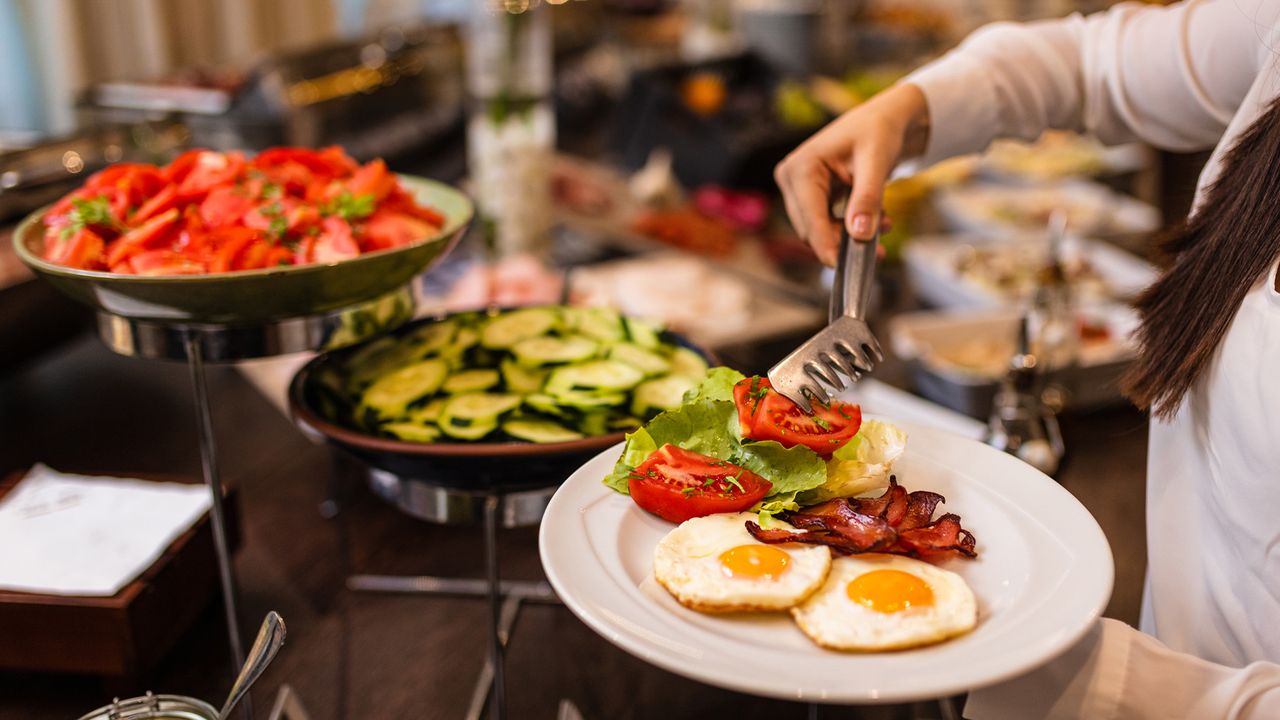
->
xmin=346 ymin=338 xmax=421 ymax=388
xmin=512 ymin=335 xmax=599 ymax=366
xmin=575 ymin=411 xmax=610 ymax=436
xmin=564 ymin=306 xmax=625 ymax=342
xmin=361 ymin=359 xmax=450 ymax=417
xmin=438 ymin=417 xmax=497 ymax=440
xmin=524 ymin=393 xmax=570 ymax=417
xmin=502 ymin=418 xmax=585 ymax=443
xmin=441 ymin=393 xmax=522 ymax=423
xmin=669 ymin=346 xmax=711 ymax=378
xmin=439 ymin=392 xmax=520 ymax=440
xmin=408 ymin=397 xmax=446 ymax=423
xmin=609 ymin=416 xmax=644 ymax=431
xmin=623 ymin=316 xmax=663 ymax=349
xmin=382 ymin=422 xmax=442 ymax=443
xmin=545 ymin=360 xmax=645 ymax=396
xmin=443 ymin=368 xmax=501 ymax=394
xmin=480 ymin=307 xmax=559 ymax=349
xmin=608 ymin=343 xmax=672 ymax=377
xmin=549 ymin=388 xmax=627 ymax=409
xmin=500 ymin=359 xmax=548 ymax=394
xmin=631 ymin=374 xmax=699 ymax=418
xmin=439 ymin=326 xmax=480 ymax=364
xmin=405 ymin=320 xmax=457 ymax=358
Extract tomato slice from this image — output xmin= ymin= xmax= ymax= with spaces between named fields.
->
xmin=128 ymin=249 xmax=205 ymax=276
xmin=627 ymin=444 xmax=772 ymax=523
xmin=105 ymin=208 xmax=181 ymax=266
xmin=311 ymin=217 xmax=360 ymax=264
xmin=208 ymin=226 xmax=261 ymax=273
xmin=199 ymin=186 xmax=254 ymax=227
xmin=44 ymin=228 xmax=105 ymax=269
xmin=733 ymin=376 xmax=862 ymax=458
xmin=133 ymin=184 xmax=178 ymax=224
xmin=362 ymin=209 xmax=431 ymax=251
xmin=346 ymin=159 xmax=396 ymax=201
xmin=173 ymin=151 xmax=246 ymax=201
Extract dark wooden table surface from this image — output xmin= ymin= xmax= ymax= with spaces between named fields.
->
xmin=0 ymin=285 xmax=1148 ymax=720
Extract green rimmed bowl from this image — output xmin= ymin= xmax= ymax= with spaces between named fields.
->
xmin=13 ymin=175 xmax=472 ymax=324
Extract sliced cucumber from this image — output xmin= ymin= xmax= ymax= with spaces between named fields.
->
xmin=502 ymin=418 xmax=584 ymax=443
xmin=500 ymin=359 xmax=548 ymax=394
xmin=623 ymin=316 xmax=663 ymax=349
xmin=575 ymin=411 xmax=610 ymax=437
xmin=361 ymin=359 xmax=450 ymax=417
xmin=405 ymin=320 xmax=457 ymax=357
xmin=525 ymin=393 xmax=571 ymax=417
xmin=346 ymin=338 xmax=421 ymax=387
xmin=438 ymin=392 xmax=520 ymax=440
xmin=443 ymin=368 xmax=500 ymax=394
xmin=669 ymin=346 xmax=711 ymax=378
xmin=480 ymin=307 xmax=559 ymax=349
xmin=439 ymin=326 xmax=480 ymax=364
xmin=609 ymin=416 xmax=644 ymax=431
xmin=608 ymin=343 xmax=672 ymax=377
xmin=512 ymin=335 xmax=599 ymax=366
xmin=631 ymin=374 xmax=699 ymax=418
xmin=550 ymin=388 xmax=628 ymax=409
xmin=545 ymin=360 xmax=645 ymax=396
xmin=564 ymin=306 xmax=625 ymax=342
xmin=408 ymin=397 xmax=446 ymax=424
xmin=382 ymin=422 xmax=442 ymax=443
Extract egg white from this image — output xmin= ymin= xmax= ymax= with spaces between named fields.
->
xmin=791 ymin=553 xmax=977 ymax=651
xmin=653 ymin=513 xmax=832 ymax=613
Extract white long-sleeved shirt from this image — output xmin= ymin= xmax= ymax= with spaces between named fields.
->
xmin=902 ymin=2 xmax=1280 ymax=717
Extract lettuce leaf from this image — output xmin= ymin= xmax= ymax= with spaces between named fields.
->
xmin=602 ymin=397 xmax=827 ymax=506
xmin=682 ymin=366 xmax=746 ymax=404
xmin=798 ymin=420 xmax=908 ymax=503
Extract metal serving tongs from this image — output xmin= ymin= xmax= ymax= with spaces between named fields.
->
xmin=767 ymin=215 xmax=883 ymax=412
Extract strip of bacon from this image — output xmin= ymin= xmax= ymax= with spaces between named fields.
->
xmin=744 ymin=477 xmax=977 ymax=560
xmin=894 ymin=514 xmax=978 ymax=559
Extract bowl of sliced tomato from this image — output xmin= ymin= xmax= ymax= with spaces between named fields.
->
xmin=13 ymin=147 xmax=472 ymax=323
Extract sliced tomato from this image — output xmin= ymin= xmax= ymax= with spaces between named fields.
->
xmin=129 ymin=249 xmax=205 ymax=276
xmin=132 ymin=184 xmax=178 ymax=224
xmin=346 ymin=158 xmax=396 ymax=201
xmin=105 ymin=208 xmax=181 ymax=266
xmin=52 ymin=228 xmax=106 ymax=269
xmin=172 ymin=151 xmax=246 ymax=201
xmin=362 ymin=209 xmax=431 ymax=251
xmin=252 ymin=146 xmax=357 ymax=181
xmin=208 ymin=226 xmax=260 ymax=273
xmin=733 ymin=376 xmax=862 ymax=458
xmin=382 ymin=187 xmax=445 ymax=226
xmin=199 ymin=186 xmax=254 ymax=227
xmin=627 ymin=444 xmax=772 ymax=523
xmin=311 ymin=217 xmax=359 ymax=264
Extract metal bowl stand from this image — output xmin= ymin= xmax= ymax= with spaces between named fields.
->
xmin=94 ymin=285 xmax=416 ymax=717
xmin=341 ymin=466 xmax=560 ymax=720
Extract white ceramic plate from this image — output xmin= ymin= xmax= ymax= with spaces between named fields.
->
xmin=539 ymin=420 xmax=1114 ymax=704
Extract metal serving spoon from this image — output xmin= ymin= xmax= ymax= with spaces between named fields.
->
xmin=218 ymin=612 xmax=287 ymax=720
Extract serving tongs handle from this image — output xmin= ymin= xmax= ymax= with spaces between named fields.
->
xmin=830 ymin=225 xmax=878 ymax=323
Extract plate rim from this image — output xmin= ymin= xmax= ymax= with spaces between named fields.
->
xmin=539 ymin=419 xmax=1115 ymax=704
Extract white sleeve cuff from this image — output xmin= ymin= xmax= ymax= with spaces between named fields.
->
xmin=901 ymin=52 xmax=1003 ymax=168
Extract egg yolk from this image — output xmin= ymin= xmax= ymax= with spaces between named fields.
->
xmin=719 ymin=544 xmax=791 ymax=580
xmin=846 ymin=569 xmax=935 ymax=613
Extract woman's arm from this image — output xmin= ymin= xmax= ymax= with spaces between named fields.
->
xmin=967 ymin=618 xmax=1280 ymax=719
xmin=777 ymin=0 xmax=1276 ymax=262
xmin=908 ymin=0 xmax=1272 ymax=166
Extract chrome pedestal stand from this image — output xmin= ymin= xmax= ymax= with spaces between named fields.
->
xmin=94 ymin=286 xmax=416 ymax=710
xmin=344 ymin=468 xmax=560 ymax=720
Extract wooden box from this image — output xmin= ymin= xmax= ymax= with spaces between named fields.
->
xmin=0 ymin=470 xmax=239 ymax=678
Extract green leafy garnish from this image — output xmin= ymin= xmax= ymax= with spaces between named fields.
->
xmin=324 ymin=191 xmax=376 ymax=221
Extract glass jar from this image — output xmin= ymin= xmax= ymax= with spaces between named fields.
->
xmin=466 ymin=0 xmax=555 ymax=258
xmin=77 ymin=692 xmax=218 ymax=720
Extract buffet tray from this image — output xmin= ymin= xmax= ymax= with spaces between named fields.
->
xmin=0 ymin=469 xmax=239 ymax=678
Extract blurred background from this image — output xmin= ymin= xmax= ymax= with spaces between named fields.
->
xmin=0 ymin=1 xmax=1193 ymax=718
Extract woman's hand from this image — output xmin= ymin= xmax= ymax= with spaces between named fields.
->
xmin=774 ymin=83 xmax=931 ymax=265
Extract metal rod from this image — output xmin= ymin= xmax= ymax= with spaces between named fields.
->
xmin=465 ymin=596 xmax=521 ymax=720
xmin=345 ymin=574 xmax=558 ymax=603
xmin=484 ymin=494 xmax=506 ymax=720
xmin=185 ymin=333 xmax=248 ymax=706
xmin=806 ymin=702 xmax=819 ymax=720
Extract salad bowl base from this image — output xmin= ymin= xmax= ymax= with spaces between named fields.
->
xmin=96 ymin=284 xmax=415 ymax=362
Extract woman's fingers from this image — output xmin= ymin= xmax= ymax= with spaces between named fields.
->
xmin=844 ymin=134 xmax=896 ymax=241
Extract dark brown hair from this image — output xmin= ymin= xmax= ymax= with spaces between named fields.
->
xmin=1124 ymin=96 xmax=1280 ymax=418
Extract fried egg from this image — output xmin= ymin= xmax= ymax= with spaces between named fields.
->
xmin=791 ymin=553 xmax=976 ymax=651
xmin=653 ymin=513 xmax=832 ymax=613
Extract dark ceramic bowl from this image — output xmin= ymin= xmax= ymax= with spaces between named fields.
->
xmin=288 ymin=312 xmax=717 ymax=492
xmin=13 ymin=176 xmax=472 ymax=324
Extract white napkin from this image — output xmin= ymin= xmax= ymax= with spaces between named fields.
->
xmin=0 ymin=464 xmax=212 ymax=596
